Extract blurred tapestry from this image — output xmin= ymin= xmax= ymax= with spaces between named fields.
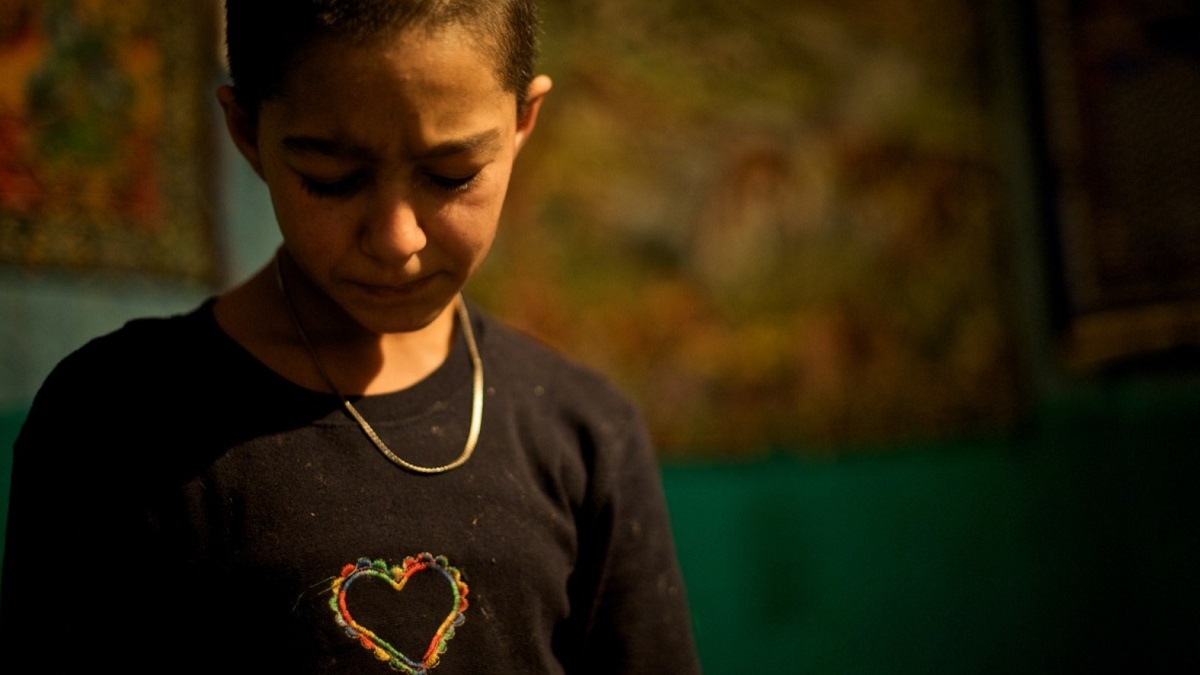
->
xmin=1036 ymin=0 xmax=1200 ymax=367
xmin=474 ymin=0 xmax=1023 ymax=455
xmin=0 ymin=0 xmax=217 ymax=280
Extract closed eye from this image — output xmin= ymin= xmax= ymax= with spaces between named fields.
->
xmin=299 ymin=173 xmax=367 ymax=198
xmin=426 ymin=171 xmax=480 ymax=193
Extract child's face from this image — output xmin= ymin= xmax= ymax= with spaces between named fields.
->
xmin=222 ymin=25 xmax=545 ymax=335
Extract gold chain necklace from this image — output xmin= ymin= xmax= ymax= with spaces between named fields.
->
xmin=275 ymin=257 xmax=483 ymax=474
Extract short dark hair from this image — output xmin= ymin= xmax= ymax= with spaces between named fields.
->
xmin=224 ymin=0 xmax=539 ymax=117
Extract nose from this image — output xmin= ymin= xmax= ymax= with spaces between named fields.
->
xmin=361 ymin=190 xmax=426 ymax=262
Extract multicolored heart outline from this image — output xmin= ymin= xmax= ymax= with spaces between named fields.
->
xmin=329 ymin=553 xmax=469 ymax=674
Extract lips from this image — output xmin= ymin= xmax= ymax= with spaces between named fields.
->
xmin=350 ymin=273 xmax=438 ymax=298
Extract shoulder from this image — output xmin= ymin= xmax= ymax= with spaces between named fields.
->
xmin=24 ymin=299 xmax=225 ymax=440
xmin=471 ymin=304 xmax=640 ymax=426
xmin=468 ymin=304 xmax=654 ymax=494
xmin=56 ymin=299 xmax=217 ymax=368
xmin=17 ymin=297 xmax=268 ymax=482
xmin=37 ymin=299 xmax=220 ymax=396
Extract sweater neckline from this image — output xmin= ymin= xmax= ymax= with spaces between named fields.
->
xmin=192 ymin=297 xmax=479 ymax=422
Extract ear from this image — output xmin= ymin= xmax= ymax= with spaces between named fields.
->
xmin=216 ymin=84 xmax=266 ymax=179
xmin=514 ymin=75 xmax=552 ymax=156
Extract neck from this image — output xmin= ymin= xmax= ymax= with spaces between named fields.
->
xmin=214 ymin=250 xmax=457 ymax=396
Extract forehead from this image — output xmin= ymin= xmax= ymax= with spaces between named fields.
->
xmin=264 ymin=25 xmax=517 ymax=155
xmin=284 ymin=19 xmax=504 ymax=93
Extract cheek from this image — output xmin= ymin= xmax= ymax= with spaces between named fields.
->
xmin=431 ymin=175 xmax=509 ymax=254
xmin=427 ymin=200 xmax=499 ymax=265
xmin=262 ymin=155 xmax=350 ymax=239
xmin=270 ymin=187 xmax=359 ymax=263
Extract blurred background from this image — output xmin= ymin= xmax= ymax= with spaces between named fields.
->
xmin=2 ymin=0 xmax=1199 ymax=672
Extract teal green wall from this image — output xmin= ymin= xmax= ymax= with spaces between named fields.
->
xmin=663 ymin=377 xmax=1200 ymax=673
xmin=0 ymin=409 xmax=19 ymax=573
xmin=5 ymin=375 xmax=1198 ymax=673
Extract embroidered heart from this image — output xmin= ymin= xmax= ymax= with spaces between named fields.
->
xmin=329 ymin=554 xmax=469 ymax=674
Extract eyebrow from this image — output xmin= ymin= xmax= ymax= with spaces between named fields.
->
xmin=281 ymin=129 xmax=503 ymax=161
xmin=418 ymin=129 xmax=503 ymax=159
xmin=281 ymin=135 xmax=374 ymax=161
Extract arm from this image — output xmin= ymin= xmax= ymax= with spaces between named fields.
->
xmin=0 ymin=350 xmax=119 ymax=654
xmin=566 ymin=409 xmax=701 ymax=674
xmin=0 ymin=336 xmax=195 ymax=662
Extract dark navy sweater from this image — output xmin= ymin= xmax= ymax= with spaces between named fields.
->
xmin=1 ymin=300 xmax=699 ymax=674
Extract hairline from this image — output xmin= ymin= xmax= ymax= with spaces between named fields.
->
xmin=227 ymin=1 xmax=535 ymax=121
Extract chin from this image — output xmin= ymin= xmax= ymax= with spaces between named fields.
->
xmin=350 ymin=301 xmax=453 ymax=336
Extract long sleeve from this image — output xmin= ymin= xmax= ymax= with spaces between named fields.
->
xmin=562 ymin=406 xmax=701 ymax=674
xmin=0 ymin=321 xmax=231 ymax=667
xmin=0 ymin=341 xmax=143 ymax=658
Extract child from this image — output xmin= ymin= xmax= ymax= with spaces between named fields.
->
xmin=0 ymin=1 xmax=700 ymax=672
